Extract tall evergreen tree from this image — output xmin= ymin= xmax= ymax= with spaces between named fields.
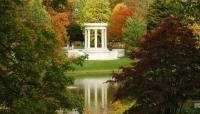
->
xmin=123 ymin=16 xmax=147 ymax=51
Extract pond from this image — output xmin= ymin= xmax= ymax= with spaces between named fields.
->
xmin=68 ymin=76 xmax=117 ymax=114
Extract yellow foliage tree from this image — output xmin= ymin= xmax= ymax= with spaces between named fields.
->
xmin=190 ymin=23 xmax=200 ymax=48
xmin=190 ymin=23 xmax=200 ymax=39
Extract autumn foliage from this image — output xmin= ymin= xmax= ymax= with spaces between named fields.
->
xmin=0 ymin=0 xmax=84 ymax=113
xmin=108 ymin=3 xmax=134 ymax=41
xmin=112 ymin=17 xmax=200 ymax=114
xmin=45 ymin=0 xmax=75 ymax=45
xmin=47 ymin=8 xmax=69 ymax=43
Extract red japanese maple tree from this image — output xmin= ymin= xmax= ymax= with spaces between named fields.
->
xmin=112 ymin=17 xmax=200 ymax=114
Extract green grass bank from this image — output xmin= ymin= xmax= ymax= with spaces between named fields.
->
xmin=68 ymin=57 xmax=132 ymax=77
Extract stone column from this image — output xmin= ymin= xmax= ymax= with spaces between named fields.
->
xmin=85 ymin=29 xmax=88 ymax=49
xmin=101 ymin=29 xmax=104 ymax=48
xmin=94 ymin=29 xmax=98 ymax=48
xmin=88 ymin=29 xmax=91 ymax=48
xmin=104 ymin=28 xmax=107 ymax=49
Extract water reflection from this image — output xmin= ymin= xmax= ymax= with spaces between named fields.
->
xmin=74 ymin=77 xmax=114 ymax=113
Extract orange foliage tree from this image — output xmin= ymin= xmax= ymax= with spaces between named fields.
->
xmin=44 ymin=0 xmax=75 ymax=46
xmin=47 ymin=8 xmax=69 ymax=44
xmin=108 ymin=3 xmax=134 ymax=42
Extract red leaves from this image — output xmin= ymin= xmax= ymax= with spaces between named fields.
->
xmin=113 ymin=16 xmax=200 ymax=113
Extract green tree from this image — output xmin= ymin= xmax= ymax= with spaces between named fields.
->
xmin=74 ymin=0 xmax=111 ymax=25
xmin=147 ymin=0 xmax=200 ymax=31
xmin=73 ymin=0 xmax=87 ymax=22
xmin=28 ymin=0 xmax=51 ymax=24
xmin=123 ymin=16 xmax=147 ymax=51
xmin=0 ymin=0 xmax=84 ymax=114
xmin=67 ymin=23 xmax=84 ymax=42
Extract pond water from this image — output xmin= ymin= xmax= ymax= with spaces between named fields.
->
xmin=68 ymin=76 xmax=117 ymax=114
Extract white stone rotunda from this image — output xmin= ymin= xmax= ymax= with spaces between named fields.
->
xmin=83 ymin=23 xmax=118 ymax=60
xmin=66 ymin=23 xmax=124 ymax=60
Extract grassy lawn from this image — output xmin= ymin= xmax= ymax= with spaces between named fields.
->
xmin=67 ymin=57 xmax=132 ymax=77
